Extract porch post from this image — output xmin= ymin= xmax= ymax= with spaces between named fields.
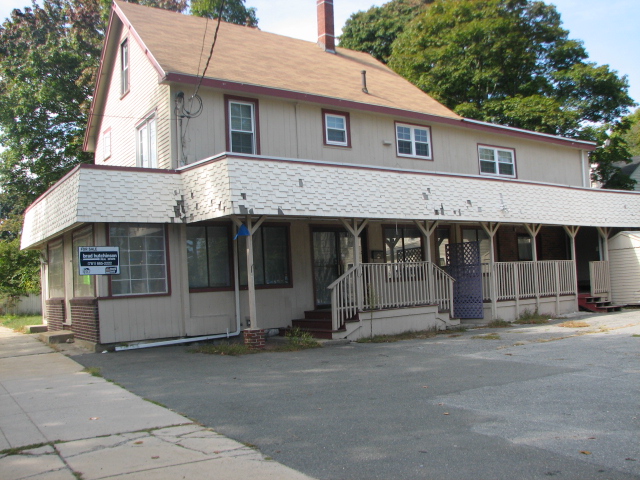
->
xmin=481 ymin=222 xmax=500 ymax=321
xmin=340 ymin=218 xmax=369 ymax=311
xmin=524 ymin=224 xmax=542 ymax=311
xmin=415 ymin=220 xmax=439 ymax=303
xmin=563 ymin=225 xmax=580 ymax=311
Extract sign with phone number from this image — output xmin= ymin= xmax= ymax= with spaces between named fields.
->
xmin=78 ymin=246 xmax=120 ymax=275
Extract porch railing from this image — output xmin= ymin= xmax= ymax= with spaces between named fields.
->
xmin=589 ymin=261 xmax=610 ymax=299
xmin=482 ymin=260 xmax=576 ymax=302
xmin=328 ymin=262 xmax=455 ymax=332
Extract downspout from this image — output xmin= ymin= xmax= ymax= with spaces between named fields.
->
xmin=114 ymin=226 xmax=243 ymax=352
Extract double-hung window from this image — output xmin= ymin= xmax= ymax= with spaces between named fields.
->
xmin=186 ymin=225 xmax=232 ymax=289
xmin=239 ymin=225 xmax=290 ymax=287
xmin=109 ymin=224 xmax=168 ymax=296
xmin=137 ymin=114 xmax=157 ymax=168
xmin=227 ymin=97 xmax=258 ymax=154
xmin=323 ymin=110 xmax=350 ymax=147
xmin=478 ymin=145 xmax=516 ymax=178
xmin=120 ymin=39 xmax=129 ymax=96
xmin=396 ymin=123 xmax=432 ymax=159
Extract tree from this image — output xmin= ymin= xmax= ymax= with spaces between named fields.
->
xmin=340 ymin=0 xmax=432 ymax=63
xmin=587 ymin=120 xmax=636 ymax=190
xmin=622 ymin=108 xmax=640 ymax=157
xmin=190 ymin=0 xmax=258 ymax=26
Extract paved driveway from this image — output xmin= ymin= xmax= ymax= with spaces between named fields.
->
xmin=75 ymin=312 xmax=640 ymax=480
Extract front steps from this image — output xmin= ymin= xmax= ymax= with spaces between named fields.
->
xmin=578 ymin=293 xmax=624 ymax=313
xmin=290 ymin=310 xmax=346 ymax=339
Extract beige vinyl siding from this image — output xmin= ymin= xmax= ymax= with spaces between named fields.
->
xmin=609 ymin=232 xmax=640 ymax=305
xmin=94 ymin=26 xmax=171 ymax=169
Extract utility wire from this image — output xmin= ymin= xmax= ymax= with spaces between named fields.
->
xmin=192 ymin=0 xmax=226 ymax=99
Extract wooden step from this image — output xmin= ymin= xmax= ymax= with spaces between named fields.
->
xmin=292 ymin=318 xmax=332 ymax=330
xmin=303 ymin=309 xmax=332 ymax=320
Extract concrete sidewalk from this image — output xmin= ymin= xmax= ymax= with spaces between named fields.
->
xmin=0 ymin=326 xmax=314 ymax=480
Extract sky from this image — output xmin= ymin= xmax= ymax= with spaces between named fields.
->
xmin=1 ymin=0 xmax=638 ymax=109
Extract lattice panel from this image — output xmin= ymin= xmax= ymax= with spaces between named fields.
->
xmin=446 ymin=242 xmax=484 ymax=319
xmin=400 ymin=247 xmax=423 ymax=263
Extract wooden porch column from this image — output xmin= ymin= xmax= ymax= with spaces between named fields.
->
xmin=524 ymin=223 xmax=542 ymax=312
xmin=231 ymin=215 xmax=266 ymax=330
xmin=415 ymin=220 xmax=439 ymax=303
xmin=596 ymin=227 xmax=611 ymax=262
xmin=563 ymin=225 xmax=580 ymax=311
xmin=340 ymin=218 xmax=369 ymax=311
xmin=481 ymin=222 xmax=500 ymax=321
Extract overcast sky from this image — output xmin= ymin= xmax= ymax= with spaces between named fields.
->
xmin=1 ymin=0 xmax=638 ymax=108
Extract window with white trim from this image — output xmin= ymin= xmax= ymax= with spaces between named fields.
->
xmin=120 ymin=39 xmax=129 ymax=96
xmin=478 ymin=145 xmax=516 ymax=178
xmin=103 ymin=130 xmax=111 ymax=161
xmin=324 ymin=111 xmax=349 ymax=146
xmin=48 ymin=240 xmax=64 ymax=299
xmin=229 ymin=100 xmax=256 ymax=154
xmin=395 ymin=123 xmax=432 ymax=159
xmin=137 ymin=115 xmax=157 ymax=168
xmin=109 ymin=224 xmax=167 ymax=296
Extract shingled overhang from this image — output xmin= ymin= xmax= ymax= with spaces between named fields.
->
xmin=83 ymin=1 xmax=596 ymax=153
xmin=21 ymin=155 xmax=640 ymax=250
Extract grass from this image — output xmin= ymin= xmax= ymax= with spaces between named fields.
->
xmin=558 ymin=320 xmax=590 ymax=328
xmin=487 ymin=319 xmax=512 ymax=328
xmin=472 ymin=333 xmax=501 ymax=340
xmin=82 ymin=367 xmax=102 ymax=377
xmin=0 ymin=314 xmax=43 ymax=332
xmin=513 ymin=310 xmax=550 ymax=325
xmin=357 ymin=329 xmax=438 ymax=343
xmin=189 ymin=327 xmax=321 ymax=355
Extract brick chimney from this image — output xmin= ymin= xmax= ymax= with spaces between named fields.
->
xmin=317 ymin=0 xmax=336 ymax=53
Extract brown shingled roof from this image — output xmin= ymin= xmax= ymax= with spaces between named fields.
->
xmin=115 ymin=0 xmax=459 ymax=119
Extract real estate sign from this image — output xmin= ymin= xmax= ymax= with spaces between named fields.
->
xmin=78 ymin=246 xmax=120 ymax=275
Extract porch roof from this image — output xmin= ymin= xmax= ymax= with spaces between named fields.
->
xmin=21 ymin=155 xmax=640 ymax=249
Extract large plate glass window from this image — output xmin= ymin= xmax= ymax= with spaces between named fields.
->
xmin=187 ymin=225 xmax=232 ymax=289
xmin=137 ymin=114 xmax=157 ymax=168
xmin=384 ymin=227 xmax=423 ymax=263
xmin=478 ymin=145 xmax=516 ymax=178
xmin=238 ymin=226 xmax=290 ymax=287
xmin=72 ymin=227 xmax=94 ymax=298
xmin=109 ymin=224 xmax=167 ymax=296
xmin=396 ymin=123 xmax=432 ymax=159
xmin=48 ymin=240 xmax=64 ymax=298
xmin=229 ymin=100 xmax=256 ymax=154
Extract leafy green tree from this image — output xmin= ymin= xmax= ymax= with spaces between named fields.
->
xmin=340 ymin=0 xmax=432 ymax=63
xmin=190 ymin=0 xmax=258 ymax=25
xmin=621 ymin=108 xmax=640 ymax=157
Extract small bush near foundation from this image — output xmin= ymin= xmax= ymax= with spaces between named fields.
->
xmin=513 ymin=310 xmax=550 ymax=324
xmin=0 ymin=314 xmax=42 ymax=332
xmin=487 ymin=319 xmax=512 ymax=328
xmin=472 ymin=333 xmax=501 ymax=340
xmin=558 ymin=320 xmax=590 ymax=328
xmin=285 ymin=327 xmax=320 ymax=348
xmin=357 ymin=329 xmax=437 ymax=343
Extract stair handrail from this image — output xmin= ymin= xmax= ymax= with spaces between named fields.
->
xmin=328 ymin=264 xmax=361 ymax=332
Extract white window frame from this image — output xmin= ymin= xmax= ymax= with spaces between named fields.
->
xmin=478 ymin=145 xmax=516 ymax=178
xmin=324 ymin=112 xmax=349 ymax=147
xmin=228 ymin=100 xmax=256 ymax=154
xmin=395 ymin=123 xmax=432 ymax=159
xmin=136 ymin=114 xmax=157 ymax=168
xmin=103 ymin=129 xmax=111 ymax=161
xmin=120 ymin=39 xmax=129 ymax=96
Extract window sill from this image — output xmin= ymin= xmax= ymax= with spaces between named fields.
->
xmin=100 ymin=292 xmax=170 ymax=300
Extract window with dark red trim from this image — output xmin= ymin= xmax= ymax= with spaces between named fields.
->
xmin=187 ymin=225 xmax=232 ymax=289
xmin=322 ymin=109 xmax=351 ymax=147
xmin=478 ymin=145 xmax=516 ymax=178
xmin=395 ymin=122 xmax=432 ymax=159
xmin=225 ymin=96 xmax=259 ymax=154
xmin=239 ymin=225 xmax=290 ymax=287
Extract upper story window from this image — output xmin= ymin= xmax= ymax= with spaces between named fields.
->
xmin=395 ymin=123 xmax=432 ymax=159
xmin=103 ymin=129 xmax=111 ymax=161
xmin=226 ymin=96 xmax=259 ymax=154
xmin=120 ymin=39 xmax=129 ymax=96
xmin=137 ymin=114 xmax=157 ymax=168
xmin=323 ymin=110 xmax=350 ymax=147
xmin=478 ymin=145 xmax=516 ymax=178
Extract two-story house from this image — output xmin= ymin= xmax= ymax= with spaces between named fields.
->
xmin=21 ymin=0 xmax=640 ymax=349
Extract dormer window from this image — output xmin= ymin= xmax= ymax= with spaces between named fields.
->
xmin=323 ymin=110 xmax=350 ymax=147
xmin=478 ymin=145 xmax=516 ymax=178
xmin=226 ymin=96 xmax=259 ymax=154
xmin=395 ymin=122 xmax=432 ymax=160
xmin=120 ymin=39 xmax=129 ymax=96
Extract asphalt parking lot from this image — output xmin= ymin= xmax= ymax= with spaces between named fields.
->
xmin=75 ymin=311 xmax=640 ymax=480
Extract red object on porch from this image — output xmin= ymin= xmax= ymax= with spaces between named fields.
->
xmin=577 ymin=294 xmax=624 ymax=313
